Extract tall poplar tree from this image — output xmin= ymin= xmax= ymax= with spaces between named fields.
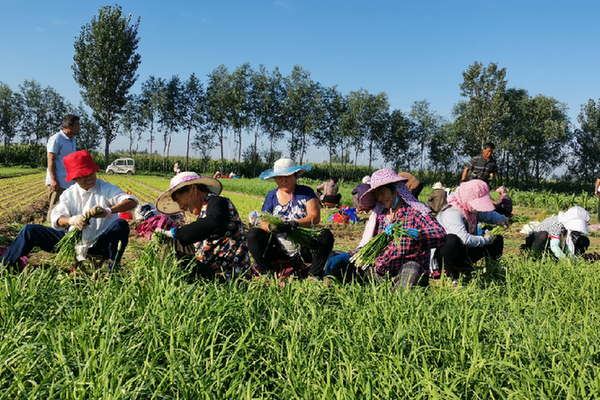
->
xmin=72 ymin=5 xmax=141 ymax=168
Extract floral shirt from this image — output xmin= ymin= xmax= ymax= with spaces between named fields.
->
xmin=261 ymin=184 xmax=318 ymax=257
xmin=175 ymin=192 xmax=250 ymax=280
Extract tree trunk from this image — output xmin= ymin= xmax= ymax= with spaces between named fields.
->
xmin=186 ymin=127 xmax=191 ymax=171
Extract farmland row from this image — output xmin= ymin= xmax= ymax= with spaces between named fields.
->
xmin=101 ymin=175 xmax=164 ymax=204
xmin=0 ymin=173 xmax=47 ymax=214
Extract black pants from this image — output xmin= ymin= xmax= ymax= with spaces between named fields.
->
xmin=322 ymin=194 xmax=341 ymax=205
xmin=247 ymin=227 xmax=334 ymax=277
xmin=435 ymin=233 xmax=504 ymax=279
xmin=333 ymin=261 xmax=429 ymax=288
xmin=524 ymin=231 xmax=590 ymax=258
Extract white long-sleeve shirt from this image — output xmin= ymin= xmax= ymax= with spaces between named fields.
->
xmin=436 ymin=205 xmax=506 ymax=247
xmin=51 ymin=179 xmax=137 ymax=260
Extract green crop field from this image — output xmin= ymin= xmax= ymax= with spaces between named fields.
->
xmin=1 ymin=170 xmax=600 ymax=398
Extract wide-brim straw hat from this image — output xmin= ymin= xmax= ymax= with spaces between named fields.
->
xmin=156 ymin=171 xmax=223 ymax=214
xmin=64 ymin=150 xmax=100 ymax=181
xmin=495 ymin=186 xmax=507 ymax=193
xmin=259 ymin=158 xmax=312 ymax=180
xmin=559 ymin=206 xmax=590 ymax=234
xmin=432 ymin=182 xmax=445 ymax=190
xmin=359 ymin=169 xmax=408 ymax=208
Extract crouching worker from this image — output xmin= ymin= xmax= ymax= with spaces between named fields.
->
xmin=0 ymin=150 xmax=138 ymax=272
xmin=522 ymin=206 xmax=590 ymax=260
xmin=247 ymin=159 xmax=334 ymax=279
xmin=434 ymin=180 xmax=509 ymax=281
xmin=154 ymin=172 xmax=251 ymax=281
xmin=325 ymin=169 xmax=446 ymax=288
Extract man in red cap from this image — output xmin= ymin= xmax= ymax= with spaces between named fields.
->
xmin=0 ymin=150 xmax=138 ymax=272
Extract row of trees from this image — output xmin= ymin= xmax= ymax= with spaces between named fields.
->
xmin=1 ymin=5 xmax=599 ymax=186
xmin=0 ymin=80 xmax=101 ymax=166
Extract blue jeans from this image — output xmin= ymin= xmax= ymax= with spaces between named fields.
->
xmin=0 ymin=219 xmax=130 ymax=271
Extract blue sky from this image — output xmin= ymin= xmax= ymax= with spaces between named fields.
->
xmin=1 ymin=0 xmax=599 ymax=165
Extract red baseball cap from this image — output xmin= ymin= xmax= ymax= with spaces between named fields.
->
xmin=64 ymin=150 xmax=100 ymax=181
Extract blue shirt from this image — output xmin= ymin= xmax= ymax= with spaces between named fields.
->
xmin=45 ymin=130 xmax=77 ymax=189
xmin=262 ymin=184 xmax=317 ymax=222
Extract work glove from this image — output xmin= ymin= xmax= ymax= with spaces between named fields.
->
xmin=483 ymin=230 xmax=497 ymax=244
xmin=324 ymin=252 xmax=351 ymax=277
xmin=498 ymin=218 xmax=510 ymax=229
xmin=154 ymin=228 xmax=175 ymax=239
xmin=269 ymin=220 xmax=299 ymax=234
xmin=85 ymin=207 xmax=112 ymax=219
xmin=68 ymin=214 xmax=88 ymax=230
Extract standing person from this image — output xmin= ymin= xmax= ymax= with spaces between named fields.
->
xmin=461 ymin=142 xmax=498 ymax=186
xmin=325 ymin=169 xmax=446 ymax=288
xmin=316 ymin=177 xmax=341 ymax=205
xmin=523 ymin=206 xmax=590 ymax=260
xmin=154 ymin=172 xmax=251 ymax=281
xmin=398 ymin=172 xmax=424 ymax=198
xmin=352 ymin=176 xmax=371 ymax=209
xmin=247 ymin=159 xmax=334 ymax=279
xmin=1 ymin=150 xmax=138 ymax=272
xmin=173 ymin=161 xmax=181 ymax=175
xmin=434 ymin=179 xmax=509 ymax=281
xmin=595 ymin=173 xmax=600 ymax=223
xmin=46 ymin=115 xmax=79 ymax=222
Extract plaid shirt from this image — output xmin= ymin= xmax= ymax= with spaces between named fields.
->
xmin=369 ymin=205 xmax=446 ymax=275
xmin=466 ymin=155 xmax=497 ymax=182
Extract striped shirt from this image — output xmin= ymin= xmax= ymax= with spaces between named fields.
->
xmin=465 ymin=155 xmax=497 ymax=182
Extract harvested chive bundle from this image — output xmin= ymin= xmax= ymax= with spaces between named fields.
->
xmin=260 ymin=213 xmax=321 ymax=248
xmin=54 ymin=205 xmax=105 ymax=265
xmin=489 ymin=225 xmax=506 ymax=235
xmin=350 ymin=221 xmax=419 ymax=270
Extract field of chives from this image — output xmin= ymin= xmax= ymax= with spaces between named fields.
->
xmin=1 ymin=170 xmax=600 ymax=398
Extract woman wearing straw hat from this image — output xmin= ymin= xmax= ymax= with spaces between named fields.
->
xmin=493 ymin=186 xmax=513 ymax=218
xmin=325 ymin=169 xmax=446 ymax=288
xmin=154 ymin=172 xmax=251 ymax=281
xmin=247 ymin=158 xmax=334 ymax=279
xmin=434 ymin=179 xmax=510 ymax=280
xmin=522 ymin=206 xmax=590 ymax=260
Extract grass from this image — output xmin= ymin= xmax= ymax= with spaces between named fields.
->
xmin=3 ymin=169 xmax=600 ymax=397
xmin=1 ymin=254 xmax=600 ymax=398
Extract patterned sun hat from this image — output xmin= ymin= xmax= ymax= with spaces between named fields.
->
xmin=156 ymin=172 xmax=222 ymax=214
xmin=359 ymin=169 xmax=408 ymax=208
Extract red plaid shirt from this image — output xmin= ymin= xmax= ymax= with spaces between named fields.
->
xmin=370 ymin=205 xmax=446 ymax=275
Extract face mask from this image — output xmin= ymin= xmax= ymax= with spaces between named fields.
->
xmin=393 ymin=196 xmax=400 ymax=209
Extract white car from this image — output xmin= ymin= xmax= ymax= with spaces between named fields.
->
xmin=106 ymin=158 xmax=135 ymax=175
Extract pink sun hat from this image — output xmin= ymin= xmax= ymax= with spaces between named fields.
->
xmin=156 ymin=172 xmax=223 ymax=214
xmin=456 ymin=180 xmax=495 ymax=212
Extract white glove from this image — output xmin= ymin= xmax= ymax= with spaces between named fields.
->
xmin=84 ymin=206 xmax=111 ymax=219
xmin=498 ymin=218 xmax=510 ymax=229
xmin=154 ymin=228 xmax=175 ymax=239
xmin=483 ymin=230 xmax=497 ymax=244
xmin=68 ymin=214 xmax=87 ymax=230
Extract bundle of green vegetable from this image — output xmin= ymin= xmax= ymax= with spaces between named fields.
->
xmin=260 ymin=213 xmax=321 ymax=248
xmin=54 ymin=205 xmax=105 ymax=265
xmin=350 ymin=222 xmax=419 ymax=270
xmin=489 ymin=225 xmax=506 ymax=235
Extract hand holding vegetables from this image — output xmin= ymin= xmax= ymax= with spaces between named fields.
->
xmin=68 ymin=214 xmax=88 ymax=230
